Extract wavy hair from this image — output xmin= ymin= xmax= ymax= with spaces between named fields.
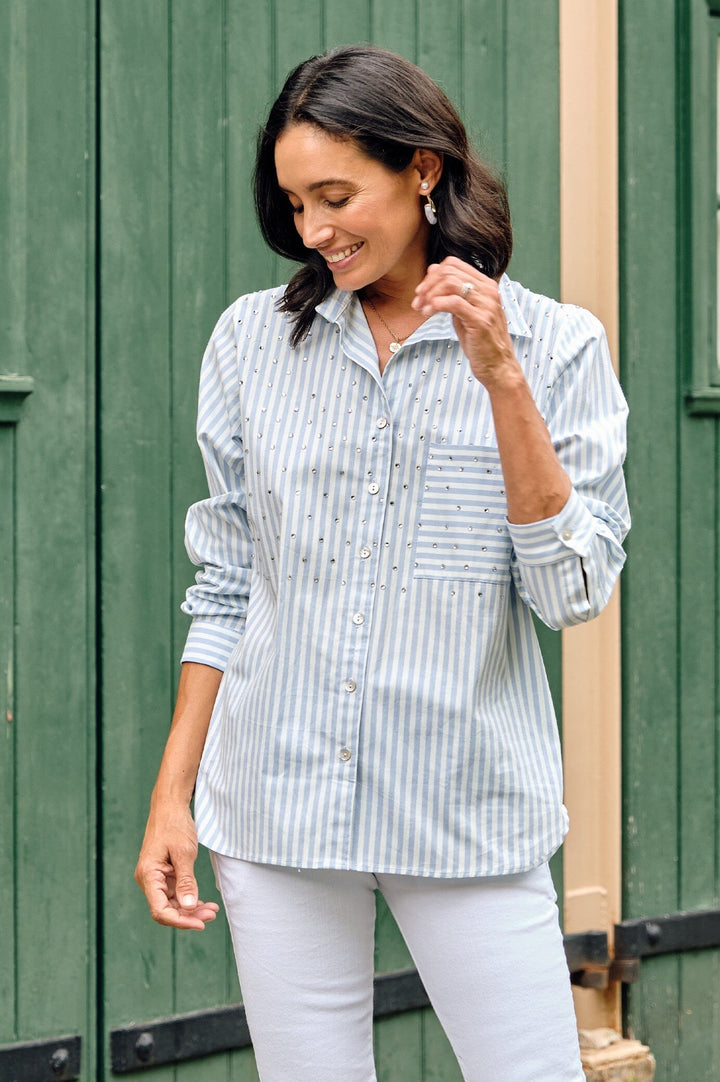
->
xmin=254 ymin=44 xmax=513 ymax=346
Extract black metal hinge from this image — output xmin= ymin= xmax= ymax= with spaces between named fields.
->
xmin=615 ymin=907 xmax=720 ymax=960
xmin=110 ymin=969 xmax=431 ymax=1073
xmin=0 ymin=1034 xmax=81 ymax=1082
xmin=110 ymin=938 xmax=608 ymax=1073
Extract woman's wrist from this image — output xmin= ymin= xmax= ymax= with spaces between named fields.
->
xmin=150 ymin=779 xmax=196 ymax=811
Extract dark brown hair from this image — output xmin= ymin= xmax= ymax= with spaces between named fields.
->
xmin=254 ymin=44 xmax=513 ymax=346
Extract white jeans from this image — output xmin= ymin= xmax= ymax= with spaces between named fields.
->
xmin=211 ymin=854 xmax=584 ymax=1082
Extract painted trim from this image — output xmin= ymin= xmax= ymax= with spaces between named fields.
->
xmin=559 ymin=0 xmax=622 ymax=1032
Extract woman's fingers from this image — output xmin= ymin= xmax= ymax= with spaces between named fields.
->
xmin=137 ymin=861 xmax=219 ymax=929
xmin=412 ymin=257 xmax=516 ymax=388
xmin=412 ymin=257 xmax=490 ymax=316
xmin=135 ymin=820 xmax=220 ymax=930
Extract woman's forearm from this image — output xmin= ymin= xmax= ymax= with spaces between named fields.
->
xmin=486 ymin=364 xmax=572 ymax=525
xmin=151 ymin=661 xmax=223 ymax=807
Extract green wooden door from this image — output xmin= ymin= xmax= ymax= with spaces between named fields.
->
xmin=1 ymin=3 xmax=562 ymax=1079
xmin=98 ymin=4 xmax=562 ymax=1080
xmin=620 ymin=0 xmax=720 ymax=1078
xmin=0 ymin=1 xmax=98 ymax=1078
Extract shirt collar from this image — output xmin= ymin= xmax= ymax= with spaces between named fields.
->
xmin=314 ymin=272 xmax=532 ymax=342
xmin=497 ymin=275 xmax=533 ymax=339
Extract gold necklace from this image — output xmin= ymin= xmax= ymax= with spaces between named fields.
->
xmin=363 ymin=293 xmax=409 ymax=354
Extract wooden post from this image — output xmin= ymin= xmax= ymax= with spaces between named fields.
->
xmin=559 ymin=0 xmax=623 ymax=1032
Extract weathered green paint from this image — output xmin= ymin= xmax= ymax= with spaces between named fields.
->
xmin=1 ymin=2 xmax=562 ymax=1079
xmin=620 ymin=0 xmax=720 ymax=1078
xmin=0 ymin=0 xmax=97 ymax=1076
xmin=98 ymin=4 xmax=561 ymax=1079
xmin=686 ymin=3 xmax=720 ymax=412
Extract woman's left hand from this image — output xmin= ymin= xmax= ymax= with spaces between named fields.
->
xmin=412 ymin=257 xmax=518 ymax=390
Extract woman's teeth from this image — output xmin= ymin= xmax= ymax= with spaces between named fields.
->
xmin=326 ymin=243 xmax=363 ymax=264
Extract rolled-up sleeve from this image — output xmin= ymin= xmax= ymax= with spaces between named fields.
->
xmin=508 ymin=312 xmax=630 ymax=630
xmin=181 ymin=305 xmax=253 ymax=670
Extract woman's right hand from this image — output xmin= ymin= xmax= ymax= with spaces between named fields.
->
xmin=135 ymin=802 xmax=219 ymax=931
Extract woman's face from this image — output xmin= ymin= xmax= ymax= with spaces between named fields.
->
xmin=274 ymin=123 xmax=434 ymax=293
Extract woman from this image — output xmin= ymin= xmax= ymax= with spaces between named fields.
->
xmin=135 ymin=44 xmax=629 ymax=1082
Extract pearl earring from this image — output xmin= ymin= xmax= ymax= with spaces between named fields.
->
xmin=420 ymin=181 xmax=437 ymax=224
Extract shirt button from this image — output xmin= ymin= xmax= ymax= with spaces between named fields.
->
xmin=344 ymin=679 xmax=357 ymax=693
xmin=359 ymin=546 xmax=371 ymax=559
xmin=339 ymin=747 xmax=352 ymax=762
xmin=368 ymin=482 xmax=380 ymax=495
xmin=352 ymin=612 xmax=365 ymax=625
xmin=376 ymin=417 xmax=389 ymax=429
xmin=561 ymin=528 xmax=573 ymax=541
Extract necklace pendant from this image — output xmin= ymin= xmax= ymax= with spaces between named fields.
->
xmin=389 ymin=340 xmax=401 ymax=353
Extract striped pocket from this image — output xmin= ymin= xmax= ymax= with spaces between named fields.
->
xmin=414 ymin=444 xmax=512 ymax=582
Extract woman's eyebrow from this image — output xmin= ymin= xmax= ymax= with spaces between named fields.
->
xmin=279 ymin=178 xmax=352 ymax=193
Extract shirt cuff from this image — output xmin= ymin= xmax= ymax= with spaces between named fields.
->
xmin=506 ymin=487 xmax=598 ymax=566
xmin=181 ymin=616 xmax=244 ymax=671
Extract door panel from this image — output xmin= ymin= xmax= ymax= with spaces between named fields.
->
xmin=0 ymin=1 xmax=97 ymax=1077
xmin=620 ymin=0 xmax=720 ymax=1078
xmin=1 ymin=3 xmax=562 ymax=1080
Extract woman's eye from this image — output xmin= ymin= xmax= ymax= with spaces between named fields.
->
xmin=291 ymin=204 xmax=303 ymax=215
xmin=326 ymin=197 xmax=349 ymax=209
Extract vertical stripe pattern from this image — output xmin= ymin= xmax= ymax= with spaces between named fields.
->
xmin=182 ymin=276 xmax=630 ymax=877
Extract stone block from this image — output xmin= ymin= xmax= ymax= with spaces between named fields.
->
xmin=579 ymin=1028 xmax=655 ymax=1082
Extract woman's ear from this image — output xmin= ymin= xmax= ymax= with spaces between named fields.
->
xmin=413 ymin=148 xmax=443 ymax=191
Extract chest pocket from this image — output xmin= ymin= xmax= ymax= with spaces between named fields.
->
xmin=414 ymin=444 xmax=512 ymax=582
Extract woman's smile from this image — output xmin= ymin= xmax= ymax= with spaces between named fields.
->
xmin=274 ymin=123 xmax=432 ymax=293
xmin=323 ymin=241 xmax=364 ymax=266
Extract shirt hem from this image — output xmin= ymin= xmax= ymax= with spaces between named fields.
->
xmin=198 ymin=832 xmax=567 ymax=880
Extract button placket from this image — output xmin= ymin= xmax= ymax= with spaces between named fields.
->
xmin=336 ymin=390 xmax=393 ymax=785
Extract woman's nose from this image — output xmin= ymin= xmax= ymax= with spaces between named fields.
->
xmin=300 ymin=208 xmax=334 ymax=249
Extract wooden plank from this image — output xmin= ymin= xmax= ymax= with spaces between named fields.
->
xmin=11 ymin=0 xmax=96 ymax=1073
xmin=229 ymin=1046 xmax=261 ymax=1082
xmin=461 ymin=0 xmax=506 ymax=167
xmin=374 ymin=891 xmax=415 ymax=979
xmin=273 ymin=0 xmax=324 ymax=101
xmin=422 ymin=1010 xmax=463 ymax=1082
xmin=371 ymin=0 xmax=418 ymax=62
xmin=678 ymin=951 xmax=720 ymax=1082
xmin=418 ymin=0 xmax=463 ymax=107
xmin=619 ymin=0 xmax=680 ymax=916
xmin=325 ymin=0 xmax=371 ymax=48
xmin=505 ymin=0 xmax=560 ymax=297
xmin=0 ymin=431 xmax=16 ymax=1041
xmin=375 ymin=1013 xmax=424 ymax=1082
xmin=226 ymin=0 xmax=275 ymax=297
xmin=675 ymin=5 xmax=720 ymax=1072
xmin=98 ymin=7 xmax=175 ymax=1082
xmin=619 ymin=0 xmax=683 ymax=1072
xmin=0 ymin=0 xmax=18 ymax=1043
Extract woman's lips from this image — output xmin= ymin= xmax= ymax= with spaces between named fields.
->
xmin=325 ymin=242 xmax=364 ymax=267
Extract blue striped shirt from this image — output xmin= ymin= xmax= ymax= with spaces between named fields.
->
xmin=182 ymin=275 xmax=629 ymax=877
